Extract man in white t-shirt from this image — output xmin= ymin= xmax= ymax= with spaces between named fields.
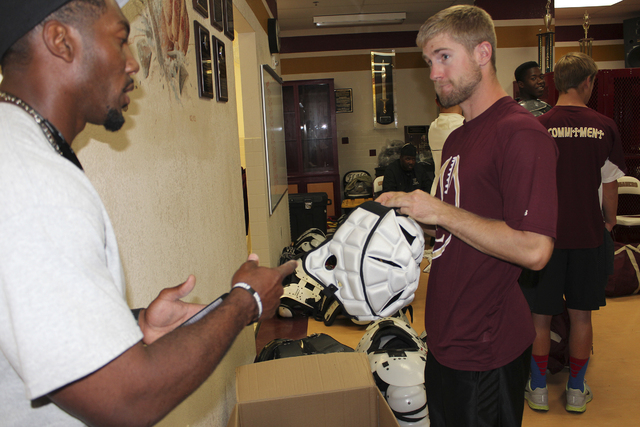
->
xmin=0 ymin=1 xmax=296 ymax=425
xmin=428 ymin=94 xmax=463 ymax=195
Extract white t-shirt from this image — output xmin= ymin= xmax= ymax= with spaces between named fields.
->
xmin=428 ymin=112 xmax=464 ymax=195
xmin=599 ymin=159 xmax=625 ymax=206
xmin=0 ymin=103 xmax=143 ymax=425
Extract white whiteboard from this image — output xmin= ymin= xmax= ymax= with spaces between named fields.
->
xmin=260 ymin=64 xmax=288 ymax=215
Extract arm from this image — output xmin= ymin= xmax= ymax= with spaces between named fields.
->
xmin=377 ymin=190 xmax=554 ymax=270
xmin=48 ymin=257 xmax=297 ymax=427
xmin=602 ymin=181 xmax=619 ymax=232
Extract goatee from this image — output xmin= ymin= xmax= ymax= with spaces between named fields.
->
xmin=104 ymin=108 xmax=125 ymax=132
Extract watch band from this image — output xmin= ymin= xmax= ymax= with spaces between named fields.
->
xmin=233 ymin=282 xmax=262 ymax=323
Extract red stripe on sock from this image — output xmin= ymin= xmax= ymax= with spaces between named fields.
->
xmin=569 ymin=357 xmax=589 ymax=378
xmin=533 ymin=354 xmax=548 ymax=376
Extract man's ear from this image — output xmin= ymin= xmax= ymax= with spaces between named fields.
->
xmin=474 ymin=41 xmax=492 ymax=67
xmin=42 ymin=20 xmax=77 ymax=63
xmin=580 ymin=75 xmax=593 ymax=92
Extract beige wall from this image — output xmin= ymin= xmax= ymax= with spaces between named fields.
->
xmin=70 ymin=0 xmax=280 ymax=425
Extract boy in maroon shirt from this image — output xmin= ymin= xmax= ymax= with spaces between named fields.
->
xmin=378 ymin=5 xmax=558 ymax=426
xmin=522 ymin=52 xmax=626 ymax=413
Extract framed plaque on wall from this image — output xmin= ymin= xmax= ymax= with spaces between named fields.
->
xmin=194 ymin=21 xmax=213 ymax=99
xmin=223 ymin=0 xmax=234 ymax=40
xmin=192 ymin=0 xmax=208 ymax=18
xmin=212 ymin=36 xmax=228 ymax=102
xmin=371 ymin=51 xmax=397 ymax=128
xmin=209 ymin=0 xmax=223 ymax=31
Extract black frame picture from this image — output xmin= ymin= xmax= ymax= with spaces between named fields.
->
xmin=209 ymin=0 xmax=223 ymax=31
xmin=194 ymin=21 xmax=214 ymax=99
xmin=193 ymin=0 xmax=208 ymax=18
xmin=223 ymin=0 xmax=234 ymax=40
xmin=212 ymin=36 xmax=229 ymax=102
xmin=335 ymin=88 xmax=353 ymax=113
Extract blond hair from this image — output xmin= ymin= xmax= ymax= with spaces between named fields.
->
xmin=416 ymin=5 xmax=497 ymax=70
xmin=553 ymin=52 xmax=598 ymax=93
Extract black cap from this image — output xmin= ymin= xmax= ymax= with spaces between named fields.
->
xmin=0 ymin=0 xmax=74 ymax=61
xmin=400 ymin=143 xmax=417 ymax=157
xmin=0 ymin=0 xmax=129 ymax=61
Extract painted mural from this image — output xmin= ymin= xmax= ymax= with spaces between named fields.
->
xmin=133 ymin=0 xmax=190 ymax=99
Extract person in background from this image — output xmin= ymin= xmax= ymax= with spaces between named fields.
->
xmin=514 ymin=61 xmax=552 ymax=117
xmin=378 ymin=5 xmax=558 ymax=426
xmin=427 ymin=94 xmax=463 ymax=195
xmin=382 ymin=143 xmax=434 ymax=194
xmin=0 ymin=1 xmax=296 ymax=425
xmin=521 ymin=52 xmax=626 ymax=414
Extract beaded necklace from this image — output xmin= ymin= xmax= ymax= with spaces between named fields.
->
xmin=0 ymin=90 xmax=83 ymax=171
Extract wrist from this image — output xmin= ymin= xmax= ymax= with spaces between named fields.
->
xmin=232 ymin=282 xmax=262 ymax=324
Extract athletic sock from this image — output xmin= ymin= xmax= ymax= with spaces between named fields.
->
xmin=568 ymin=357 xmax=589 ymax=392
xmin=530 ymin=354 xmax=548 ymax=390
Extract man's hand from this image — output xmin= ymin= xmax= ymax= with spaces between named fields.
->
xmin=377 ymin=189 xmax=441 ymax=225
xmin=378 ymin=189 xmax=554 ymax=271
xmin=137 ymin=275 xmax=205 ymax=345
xmin=230 ymin=254 xmax=297 ymax=322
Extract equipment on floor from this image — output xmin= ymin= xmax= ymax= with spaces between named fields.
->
xmin=279 ymin=228 xmax=327 ymax=264
xmin=356 ymin=316 xmax=429 ymax=426
xmin=368 ymin=349 xmax=429 ymax=427
xmin=288 ymin=193 xmax=330 ymax=242
xmin=278 ymin=261 xmax=324 ymax=318
xmin=255 ymin=333 xmax=354 ymax=362
xmin=606 ymin=242 xmax=640 ymax=297
xmin=355 ymin=316 xmax=427 ymax=356
xmin=304 ymin=201 xmax=425 ymax=325
xmin=343 ymin=170 xmax=373 ymax=199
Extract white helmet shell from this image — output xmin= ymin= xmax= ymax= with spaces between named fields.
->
xmin=304 ymin=202 xmax=424 ymax=321
xmin=278 ymin=261 xmax=324 ymax=318
xmin=356 ymin=316 xmax=427 ymax=356
xmin=367 ymin=349 xmax=429 ymax=427
xmin=387 ymin=384 xmax=430 ymax=427
xmin=368 ymin=349 xmax=426 ymax=387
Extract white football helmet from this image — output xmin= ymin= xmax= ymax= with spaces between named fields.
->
xmin=368 ymin=349 xmax=429 ymax=427
xmin=304 ymin=201 xmax=424 ymax=323
xmin=356 ymin=316 xmax=427 ymax=356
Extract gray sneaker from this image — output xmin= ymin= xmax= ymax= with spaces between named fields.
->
xmin=566 ymin=381 xmax=593 ymax=413
xmin=525 ymin=379 xmax=549 ymax=411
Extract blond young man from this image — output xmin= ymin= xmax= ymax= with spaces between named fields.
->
xmin=378 ymin=6 xmax=558 ymax=426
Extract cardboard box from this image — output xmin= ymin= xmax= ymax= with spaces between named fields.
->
xmin=226 ymin=352 xmax=400 ymax=427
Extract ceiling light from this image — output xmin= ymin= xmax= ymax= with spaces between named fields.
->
xmin=313 ymin=13 xmax=406 ymax=27
xmin=555 ymin=0 xmax=622 ymax=7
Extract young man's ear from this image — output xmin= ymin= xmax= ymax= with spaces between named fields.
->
xmin=42 ymin=20 xmax=77 ymax=63
xmin=474 ymin=41 xmax=492 ymax=67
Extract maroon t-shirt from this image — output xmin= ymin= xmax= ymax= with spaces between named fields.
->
xmin=538 ymin=106 xmax=626 ymax=249
xmin=428 ymin=97 xmax=558 ymax=371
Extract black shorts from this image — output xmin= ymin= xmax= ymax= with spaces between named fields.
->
xmin=425 ymin=347 xmax=531 ymax=427
xmin=521 ymin=230 xmax=610 ymax=315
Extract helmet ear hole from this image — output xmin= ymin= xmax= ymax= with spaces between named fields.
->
xmin=399 ymin=225 xmax=416 ymax=246
xmin=325 ymin=255 xmax=337 ymax=270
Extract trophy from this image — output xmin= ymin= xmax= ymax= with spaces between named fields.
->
xmin=538 ymin=0 xmax=555 ymax=72
xmin=580 ymin=11 xmax=593 ymax=57
xmin=544 ymin=0 xmax=552 ymax=33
